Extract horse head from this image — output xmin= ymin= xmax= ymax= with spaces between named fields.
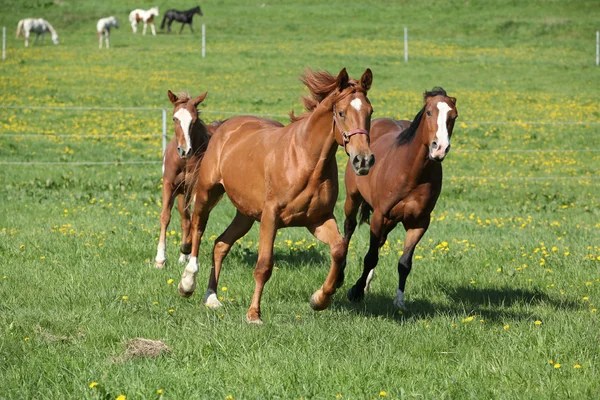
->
xmin=168 ymin=90 xmax=208 ymax=159
xmin=195 ymin=6 xmax=203 ymax=16
xmin=150 ymin=6 xmax=160 ymax=16
xmin=420 ymin=88 xmax=458 ymax=162
xmin=332 ymin=68 xmax=375 ymax=176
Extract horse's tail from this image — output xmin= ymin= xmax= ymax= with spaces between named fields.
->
xmin=16 ymin=19 xmax=24 ymax=38
xmin=160 ymin=13 xmax=167 ymax=29
xmin=358 ymin=200 xmax=373 ymax=225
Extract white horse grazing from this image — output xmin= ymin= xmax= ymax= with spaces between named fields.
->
xmin=16 ymin=18 xmax=59 ymax=47
xmin=129 ymin=7 xmax=159 ymax=36
xmin=97 ymin=16 xmax=119 ymax=49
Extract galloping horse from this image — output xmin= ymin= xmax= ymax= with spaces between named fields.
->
xmin=343 ymin=87 xmax=458 ymax=310
xmin=96 ymin=16 xmax=119 ymax=49
xmin=155 ymin=90 xmax=220 ymax=268
xmin=160 ymin=6 xmax=203 ymax=34
xmin=16 ymin=18 xmax=59 ymax=47
xmin=178 ymin=68 xmax=375 ymax=323
xmin=129 ymin=7 xmax=159 ymax=36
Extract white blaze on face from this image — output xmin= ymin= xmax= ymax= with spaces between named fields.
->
xmin=173 ymin=108 xmax=193 ymax=152
xmin=350 ymin=98 xmax=362 ymax=111
xmin=435 ymin=101 xmax=452 ymax=149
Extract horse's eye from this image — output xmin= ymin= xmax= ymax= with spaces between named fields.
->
xmin=426 ymin=110 xmax=432 ymax=116
xmin=338 ymin=111 xmax=344 ymax=117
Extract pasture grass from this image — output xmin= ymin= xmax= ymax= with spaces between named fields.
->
xmin=1 ymin=0 xmax=600 ymax=398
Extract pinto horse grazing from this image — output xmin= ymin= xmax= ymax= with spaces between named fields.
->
xmin=96 ymin=16 xmax=119 ymax=49
xmin=155 ymin=90 xmax=219 ymax=268
xmin=16 ymin=18 xmax=59 ymax=47
xmin=160 ymin=6 xmax=203 ymax=34
xmin=343 ymin=87 xmax=458 ymax=310
xmin=178 ymin=68 xmax=375 ymax=323
xmin=129 ymin=7 xmax=159 ymax=36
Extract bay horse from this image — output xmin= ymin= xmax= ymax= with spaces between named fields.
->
xmin=178 ymin=68 xmax=375 ymax=323
xmin=16 ymin=18 xmax=59 ymax=47
xmin=155 ymin=90 xmax=217 ymax=268
xmin=343 ymin=87 xmax=457 ymax=310
xmin=129 ymin=7 xmax=159 ymax=36
xmin=96 ymin=16 xmax=119 ymax=49
xmin=160 ymin=6 xmax=203 ymax=34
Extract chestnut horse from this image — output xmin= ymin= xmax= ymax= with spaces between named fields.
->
xmin=178 ymin=68 xmax=375 ymax=323
xmin=343 ymin=87 xmax=458 ymax=310
xmin=155 ymin=90 xmax=217 ymax=268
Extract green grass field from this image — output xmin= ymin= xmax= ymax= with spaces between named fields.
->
xmin=1 ymin=0 xmax=600 ymax=398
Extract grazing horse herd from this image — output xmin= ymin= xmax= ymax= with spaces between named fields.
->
xmin=159 ymin=69 xmax=458 ymax=323
xmin=15 ymin=5 xmax=203 ymax=48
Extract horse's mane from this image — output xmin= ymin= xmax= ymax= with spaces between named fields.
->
xmin=289 ymin=69 xmax=361 ymax=122
xmin=174 ymin=91 xmax=192 ymax=105
xmin=395 ymin=87 xmax=448 ymax=147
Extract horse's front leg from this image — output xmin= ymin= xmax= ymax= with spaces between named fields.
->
xmin=142 ymin=22 xmax=147 ymax=35
xmin=150 ymin=22 xmax=156 ymax=36
xmin=307 ymin=216 xmax=347 ymax=311
xmin=395 ymin=219 xmax=429 ymax=310
xmin=155 ymin=181 xmax=176 ymax=268
xmin=176 ymin=192 xmax=192 ymax=264
xmin=106 ymin=31 xmax=110 ymax=49
xmin=247 ymin=207 xmax=278 ymax=324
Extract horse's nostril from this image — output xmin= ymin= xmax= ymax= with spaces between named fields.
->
xmin=431 ymin=141 xmax=438 ymax=150
xmin=367 ymin=154 xmax=375 ymax=167
xmin=352 ymin=155 xmax=361 ymax=167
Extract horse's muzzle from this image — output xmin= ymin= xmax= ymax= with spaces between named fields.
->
xmin=351 ymin=153 xmax=375 ymax=176
xmin=177 ymin=146 xmax=192 ymax=159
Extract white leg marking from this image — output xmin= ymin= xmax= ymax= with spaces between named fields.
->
xmin=393 ymin=288 xmax=406 ymax=310
xmin=350 ymin=98 xmax=362 ymax=111
xmin=179 ymin=257 xmax=199 ymax=294
xmin=364 ymin=269 xmax=375 ymax=293
xmin=155 ymin=241 xmax=166 ymax=263
xmin=178 ymin=252 xmax=190 ymax=264
xmin=203 ymin=289 xmax=223 ymax=309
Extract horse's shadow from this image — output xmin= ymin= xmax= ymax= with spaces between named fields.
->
xmin=333 ymin=285 xmax=584 ymax=324
xmin=230 ymin=246 xmax=329 ymax=270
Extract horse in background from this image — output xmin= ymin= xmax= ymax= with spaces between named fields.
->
xmin=96 ymin=16 xmax=119 ymax=49
xmin=177 ymin=68 xmax=375 ymax=323
xmin=16 ymin=18 xmax=59 ymax=47
xmin=160 ymin=6 xmax=203 ymax=34
xmin=129 ymin=7 xmax=159 ymax=36
xmin=343 ymin=87 xmax=458 ymax=311
xmin=155 ymin=90 xmax=222 ymax=268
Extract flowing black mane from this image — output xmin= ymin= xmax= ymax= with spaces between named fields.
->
xmin=395 ymin=87 xmax=447 ymax=147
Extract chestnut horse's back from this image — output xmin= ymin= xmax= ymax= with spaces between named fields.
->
xmin=369 ymin=118 xmax=411 ymax=144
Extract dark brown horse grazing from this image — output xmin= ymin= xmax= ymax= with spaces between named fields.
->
xmin=154 ymin=90 xmax=219 ymax=268
xmin=343 ymin=87 xmax=458 ymax=310
xmin=178 ymin=68 xmax=375 ymax=323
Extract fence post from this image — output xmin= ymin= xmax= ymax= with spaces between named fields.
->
xmin=404 ymin=26 xmax=408 ymax=63
xmin=2 ymin=27 xmax=6 ymax=61
xmin=202 ymin=24 xmax=206 ymax=58
xmin=597 ymin=31 xmax=599 ymax=66
xmin=162 ymin=108 xmax=167 ymax=156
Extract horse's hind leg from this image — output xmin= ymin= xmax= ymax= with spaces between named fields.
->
xmin=204 ymin=211 xmax=254 ymax=308
xmin=179 ymin=23 xmax=185 ymax=34
xmin=189 ymin=23 xmax=195 ymax=33
xmin=307 ymin=216 xmax=347 ymax=311
xmin=178 ymin=184 xmax=224 ymax=297
xmin=176 ymin=193 xmax=192 ymax=264
xmin=150 ymin=22 xmax=156 ymax=36
xmin=394 ymin=219 xmax=429 ymax=310
xmin=155 ymin=182 xmax=177 ymax=268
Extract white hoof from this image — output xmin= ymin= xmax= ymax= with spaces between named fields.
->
xmin=178 ymin=253 xmax=190 ymax=264
xmin=393 ymin=289 xmax=406 ymax=310
xmin=203 ymin=290 xmax=223 ymax=309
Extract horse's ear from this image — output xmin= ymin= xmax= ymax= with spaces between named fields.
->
xmin=193 ymin=92 xmax=208 ymax=107
xmin=360 ymin=68 xmax=373 ymax=91
xmin=168 ymin=90 xmax=178 ymax=105
xmin=449 ymin=96 xmax=457 ymax=105
xmin=336 ymin=68 xmax=349 ymax=91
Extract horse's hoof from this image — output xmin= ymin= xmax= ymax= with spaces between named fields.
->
xmin=347 ymin=285 xmax=364 ymax=302
xmin=203 ymin=291 xmax=223 ymax=309
xmin=177 ymin=282 xmax=194 ymax=298
xmin=154 ymin=259 xmax=166 ymax=269
xmin=309 ymin=289 xmax=332 ymax=311
xmin=246 ymin=311 xmax=263 ymax=324
xmin=393 ymin=289 xmax=406 ymax=310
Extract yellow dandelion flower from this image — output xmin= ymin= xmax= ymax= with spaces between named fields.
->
xmin=336 ymin=394 xmax=343 ymax=399
xmin=20 ymin=244 xmax=25 ymax=249
xmin=462 ymin=316 xmax=474 ymax=323
xmin=503 ymin=325 xmax=510 ymax=330
xmin=225 ymin=396 xmax=233 ymax=400
xmin=380 ymin=391 xmax=387 ymax=397
xmin=153 ymin=301 xmax=159 ymax=305
xmin=116 ymin=395 xmax=126 ymax=400
xmin=122 ymin=295 xmax=128 ymax=300
xmin=222 ymin=286 xmax=228 ymax=291
xmin=157 ymin=389 xmax=163 ymax=394
xmin=168 ymin=309 xmax=174 ymax=313
xmin=554 ymin=363 xmax=561 ymax=369
xmin=548 ymin=359 xmax=553 ymax=364
xmin=167 ymin=279 xmax=174 ymax=285
xmin=89 ymin=382 xmax=98 ymax=388
xmin=582 ymin=296 xmax=589 ymax=301
xmin=535 ymin=320 xmax=542 ymax=326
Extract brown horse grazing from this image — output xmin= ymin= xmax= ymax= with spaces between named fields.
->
xmin=177 ymin=68 xmax=375 ymax=323
xmin=343 ymin=87 xmax=458 ymax=310
xmin=154 ymin=90 xmax=218 ymax=268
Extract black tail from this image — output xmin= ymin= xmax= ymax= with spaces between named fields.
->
xmin=160 ymin=14 xmax=168 ymax=29
xmin=358 ymin=201 xmax=373 ymax=225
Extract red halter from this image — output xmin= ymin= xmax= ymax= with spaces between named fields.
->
xmin=333 ymin=105 xmax=369 ymax=153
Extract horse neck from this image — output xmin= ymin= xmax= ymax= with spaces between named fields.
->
xmin=45 ymin=22 xmax=57 ymax=36
xmin=190 ymin=120 xmax=209 ymax=153
xmin=393 ymin=119 xmax=437 ymax=180
xmin=294 ymin=97 xmax=338 ymax=165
